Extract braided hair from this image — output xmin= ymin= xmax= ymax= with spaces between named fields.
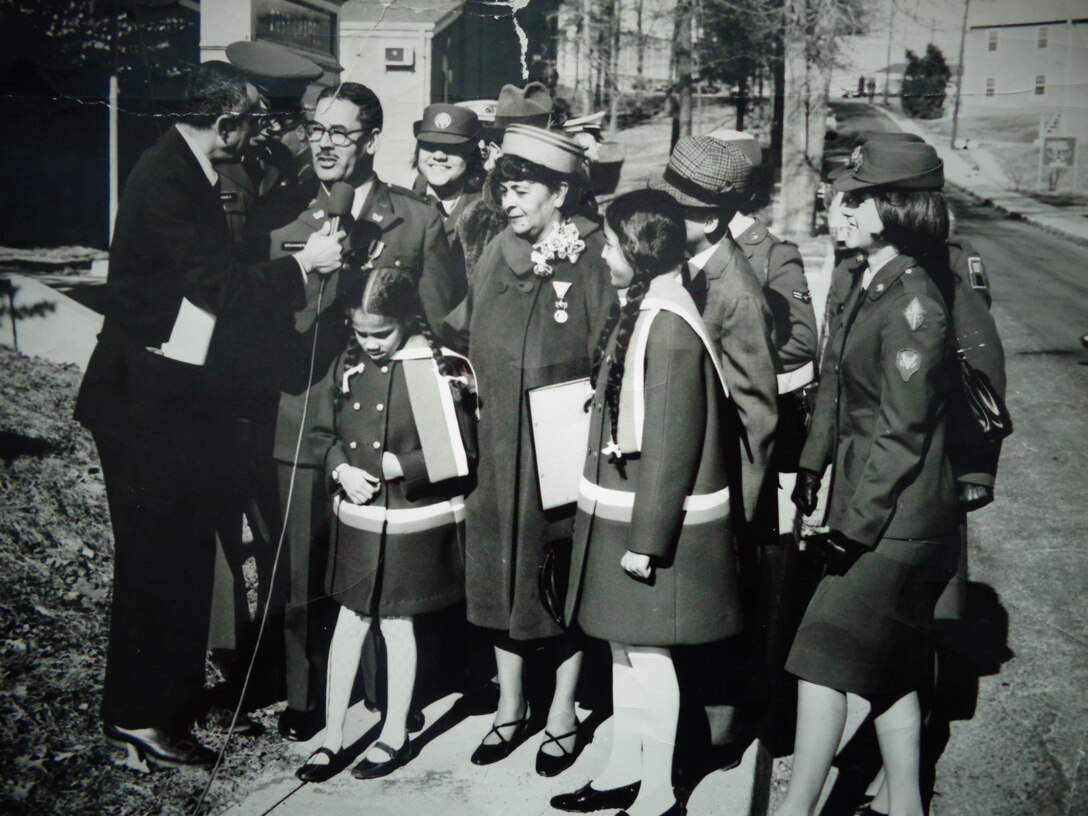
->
xmin=337 ymin=266 xmax=453 ymax=402
xmin=589 ymin=189 xmax=687 ymax=448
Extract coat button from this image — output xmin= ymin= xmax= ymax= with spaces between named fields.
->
xmin=496 ymin=281 xmax=508 ymax=293
xmin=394 ymin=259 xmax=401 ymax=266
xmin=381 ymin=365 xmax=389 ymax=373
xmin=376 ymin=403 xmax=384 ymax=412
xmin=349 ymin=441 xmax=357 ymax=449
xmin=517 ymin=280 xmax=533 ymax=293
xmin=372 ymin=441 xmax=381 ymax=449
xmin=353 ymin=402 xmax=361 ymax=410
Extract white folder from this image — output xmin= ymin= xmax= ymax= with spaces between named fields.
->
xmin=528 ymin=377 xmax=593 ymax=510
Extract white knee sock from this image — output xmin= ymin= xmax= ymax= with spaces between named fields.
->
xmin=627 ymin=647 xmax=679 ymax=815
xmin=594 ymin=647 xmax=645 ymax=790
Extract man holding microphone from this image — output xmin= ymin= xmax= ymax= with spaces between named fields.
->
xmin=74 ymin=61 xmax=345 ymax=769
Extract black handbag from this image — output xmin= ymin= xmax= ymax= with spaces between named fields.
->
xmin=538 ymin=539 xmax=572 ymax=630
xmin=950 ymin=347 xmax=1013 ymax=443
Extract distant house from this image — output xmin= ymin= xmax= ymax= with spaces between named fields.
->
xmin=961 ymin=0 xmax=1088 ymax=113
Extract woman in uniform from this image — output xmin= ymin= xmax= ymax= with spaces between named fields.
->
xmin=551 ymin=189 xmax=742 ymax=816
xmin=782 ymin=141 xmax=959 ymax=816
xmin=445 ymin=124 xmax=615 ymax=776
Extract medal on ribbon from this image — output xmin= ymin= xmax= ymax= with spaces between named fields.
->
xmin=552 ymin=280 xmax=572 ymax=324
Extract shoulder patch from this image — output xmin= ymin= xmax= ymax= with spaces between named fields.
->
xmin=967 ymin=256 xmax=988 ymax=290
xmin=896 ymin=349 xmax=921 ymax=382
xmin=903 ymin=297 xmax=926 ymax=330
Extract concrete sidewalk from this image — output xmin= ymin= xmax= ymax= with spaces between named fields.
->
xmin=873 ymin=105 xmax=1088 ymax=245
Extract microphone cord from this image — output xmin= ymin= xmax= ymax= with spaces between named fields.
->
xmin=193 ymin=275 xmax=328 ymax=814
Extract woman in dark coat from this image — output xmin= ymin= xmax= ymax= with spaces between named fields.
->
xmin=298 ymin=266 xmax=476 ymax=783
xmin=780 ymin=141 xmax=959 ymax=816
xmin=444 ymin=125 xmax=615 ymax=774
xmin=552 ymin=190 xmax=739 ymax=816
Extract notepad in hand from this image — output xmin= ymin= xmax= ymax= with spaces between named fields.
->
xmin=160 ymin=298 xmax=216 ymax=365
xmin=528 ymin=378 xmax=593 ymax=510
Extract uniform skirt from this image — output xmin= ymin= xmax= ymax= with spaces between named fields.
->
xmin=325 ymin=517 xmax=465 ymax=618
xmin=784 ymin=535 xmax=959 ymax=697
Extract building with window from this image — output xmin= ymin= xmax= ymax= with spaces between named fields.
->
xmin=961 ymin=0 xmax=1087 ymax=113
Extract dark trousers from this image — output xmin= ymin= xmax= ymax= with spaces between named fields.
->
xmin=279 ymin=463 xmax=337 ymax=713
xmin=95 ymin=432 xmax=222 ymax=734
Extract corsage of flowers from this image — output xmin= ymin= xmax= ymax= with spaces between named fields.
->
xmin=530 ymin=220 xmax=586 ymax=278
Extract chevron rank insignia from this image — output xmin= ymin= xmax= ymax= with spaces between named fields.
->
xmin=896 ymin=349 xmax=921 ymax=381
xmin=792 ymin=290 xmax=812 ymax=303
xmin=968 ymin=256 xmax=988 ymax=290
xmin=903 ymin=297 xmax=925 ymax=331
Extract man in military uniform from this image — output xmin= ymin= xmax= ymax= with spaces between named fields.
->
xmin=270 ymin=81 xmax=459 ymax=741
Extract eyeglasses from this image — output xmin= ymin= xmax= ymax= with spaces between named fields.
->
xmin=305 ymin=122 xmax=367 ymax=147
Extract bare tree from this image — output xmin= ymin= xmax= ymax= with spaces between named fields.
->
xmin=673 ymin=0 xmax=694 ymax=140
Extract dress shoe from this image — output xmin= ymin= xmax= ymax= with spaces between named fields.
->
xmin=278 ymin=708 xmax=324 ymax=742
xmin=470 ymin=713 xmax=530 ymax=765
xmin=617 ymin=800 xmax=685 ymax=816
xmin=103 ymin=724 xmax=215 ymax=770
xmin=296 ymin=746 xmax=350 ymax=783
xmin=198 ymin=705 xmax=264 ymax=737
xmin=535 ymin=724 xmax=582 ymax=777
xmin=351 ymin=737 xmax=414 ymax=779
xmin=550 ymin=781 xmax=640 ymax=812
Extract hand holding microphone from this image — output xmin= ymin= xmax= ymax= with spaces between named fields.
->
xmin=295 ymin=181 xmax=354 ymax=276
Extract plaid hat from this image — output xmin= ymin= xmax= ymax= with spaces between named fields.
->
xmin=494 ymin=82 xmax=553 ymax=129
xmin=703 ymin=128 xmax=763 ymax=168
xmin=652 ymin=135 xmax=754 ymax=207
xmin=833 ymin=141 xmax=944 ymax=192
xmin=830 ymin=131 xmax=927 ymax=181
xmin=414 ymin=103 xmax=480 ymax=145
xmin=501 ymin=124 xmax=585 ymax=175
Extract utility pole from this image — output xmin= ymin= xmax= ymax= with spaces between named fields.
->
xmin=883 ymin=1 xmax=896 ymax=105
xmin=950 ymin=0 xmax=970 ymax=149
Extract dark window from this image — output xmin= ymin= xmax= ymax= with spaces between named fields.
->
xmin=1035 ymin=75 xmax=1046 ymax=96
xmin=988 ymin=30 xmax=998 ymax=51
xmin=1038 ymin=27 xmax=1048 ymax=48
xmin=985 ymin=77 xmax=996 ymax=97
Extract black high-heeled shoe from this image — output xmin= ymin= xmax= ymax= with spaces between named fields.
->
xmin=617 ymin=800 xmax=686 ymax=816
xmin=351 ymin=737 xmax=414 ymax=779
xmin=103 ymin=724 xmax=215 ymax=771
xmin=470 ymin=713 xmax=531 ymax=765
xmin=535 ymin=724 xmax=582 ymax=777
xmin=550 ymin=781 xmax=640 ymax=812
xmin=296 ymin=746 xmax=350 ymax=783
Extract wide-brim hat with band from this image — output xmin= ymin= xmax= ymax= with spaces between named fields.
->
xmin=833 ymin=140 xmax=944 ymax=192
xmin=501 ymin=124 xmax=585 ymax=175
xmin=494 ymin=82 xmax=553 ymax=129
xmin=413 ymin=103 xmax=480 ymax=145
xmin=829 ymin=131 xmax=925 ymax=181
xmin=225 ymin=40 xmax=323 ymax=114
xmin=703 ymin=128 xmax=763 ymax=168
xmin=651 ymin=135 xmax=754 ymax=207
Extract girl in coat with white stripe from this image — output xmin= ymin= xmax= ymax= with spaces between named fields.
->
xmin=553 ymin=190 xmax=744 ymax=816
xmin=298 ymin=266 xmax=477 ymax=783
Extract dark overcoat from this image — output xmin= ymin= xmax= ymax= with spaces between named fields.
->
xmin=412 ymin=171 xmax=483 ymax=284
xmin=309 ymin=339 xmax=475 ymax=616
xmin=800 ymin=254 xmax=956 ymax=546
xmin=269 ymin=179 xmax=461 ymax=466
xmin=687 ymin=239 xmax=778 ymax=525
xmin=444 ymin=216 xmax=616 ymax=639
xmin=566 ymin=281 xmax=743 ymax=647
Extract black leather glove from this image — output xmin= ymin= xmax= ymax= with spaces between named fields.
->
xmin=792 ymin=468 xmax=822 ymax=516
xmin=823 ymin=530 xmax=870 ymax=576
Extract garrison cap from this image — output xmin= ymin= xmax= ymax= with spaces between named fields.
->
xmin=833 ymin=140 xmax=944 ymax=192
xmin=225 ymin=40 xmax=323 ymax=113
xmin=501 ymin=124 xmax=585 ymax=175
xmin=494 ymin=82 xmax=553 ymax=129
xmin=652 ymin=135 xmax=755 ymax=207
xmin=413 ymin=103 xmax=480 ymax=145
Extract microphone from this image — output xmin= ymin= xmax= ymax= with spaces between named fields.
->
xmin=327 ymin=181 xmax=355 ymax=235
